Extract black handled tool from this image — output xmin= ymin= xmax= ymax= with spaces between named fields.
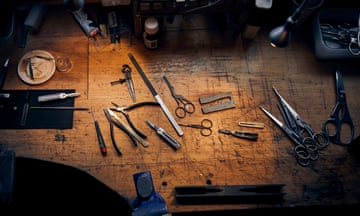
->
xmin=91 ymin=107 xmax=107 ymax=156
xmin=218 ymin=129 xmax=258 ymax=141
xmin=0 ymin=58 xmax=10 ymax=90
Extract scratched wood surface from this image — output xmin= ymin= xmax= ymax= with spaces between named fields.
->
xmin=1 ymin=5 xmax=360 ymax=213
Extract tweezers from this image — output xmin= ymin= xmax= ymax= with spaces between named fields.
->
xmin=175 ymin=184 xmax=285 ymax=204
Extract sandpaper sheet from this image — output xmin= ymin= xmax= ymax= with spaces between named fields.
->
xmin=0 ymin=89 xmax=76 ymax=129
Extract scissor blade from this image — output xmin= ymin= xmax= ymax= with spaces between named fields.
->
xmin=335 ymin=70 xmax=345 ymax=101
xmin=259 ymin=106 xmax=285 ymax=129
xmin=272 ymin=86 xmax=301 ymax=121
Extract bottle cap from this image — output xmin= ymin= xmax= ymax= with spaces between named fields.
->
xmin=144 ymin=17 xmax=159 ymax=35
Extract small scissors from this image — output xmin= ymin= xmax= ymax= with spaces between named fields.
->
xmin=179 ymin=119 xmax=213 ymax=136
xmin=163 ymin=75 xmax=195 ymax=118
xmin=323 ymin=70 xmax=355 ymax=146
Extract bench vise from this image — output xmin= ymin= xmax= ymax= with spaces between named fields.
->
xmin=132 ymin=171 xmax=169 ymax=216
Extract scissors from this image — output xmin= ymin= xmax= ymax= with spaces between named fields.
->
xmin=179 ymin=119 xmax=213 ymax=136
xmin=320 ymin=16 xmax=360 ymax=56
xmin=272 ymin=86 xmax=329 ymax=151
xmin=323 ymin=70 xmax=355 ymax=146
xmin=163 ymin=75 xmax=195 ymax=118
xmin=259 ymin=105 xmax=311 ymax=167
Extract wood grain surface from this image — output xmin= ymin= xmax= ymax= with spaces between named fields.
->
xmin=1 ymin=5 xmax=360 ymax=213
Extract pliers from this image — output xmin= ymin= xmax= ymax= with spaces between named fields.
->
xmin=109 ymin=101 xmax=160 ymax=139
xmin=104 ymin=109 xmax=126 ymax=155
xmin=104 ymin=108 xmax=150 ymax=151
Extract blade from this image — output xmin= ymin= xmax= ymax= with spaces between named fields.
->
xmin=335 ymin=69 xmax=345 ymax=102
xmin=259 ymin=105 xmax=284 ymax=128
xmin=272 ymin=86 xmax=300 ymax=121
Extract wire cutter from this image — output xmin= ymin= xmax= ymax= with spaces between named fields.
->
xmin=175 ymin=183 xmax=285 ymax=204
xmin=104 ymin=108 xmax=150 ymax=148
xmin=104 ymin=109 xmax=126 ymax=155
xmin=109 ymin=101 xmax=160 ymax=139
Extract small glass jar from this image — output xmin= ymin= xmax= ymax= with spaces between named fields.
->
xmin=143 ymin=16 xmax=159 ymax=49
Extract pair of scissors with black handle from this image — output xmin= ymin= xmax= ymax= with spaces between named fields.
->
xmin=163 ymin=75 xmax=195 ymax=118
xmin=323 ymin=70 xmax=355 ymax=146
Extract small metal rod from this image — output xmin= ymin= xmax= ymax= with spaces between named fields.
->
xmin=30 ymin=106 xmax=89 ymax=110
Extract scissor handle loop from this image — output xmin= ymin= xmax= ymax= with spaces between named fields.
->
xmin=121 ymin=64 xmax=131 ymax=73
xmin=184 ymin=102 xmax=195 ymax=114
xmin=302 ymin=137 xmax=319 ymax=161
xmin=173 ymin=94 xmax=195 ymax=118
xmin=313 ymin=131 xmax=330 ymax=150
xmin=175 ymin=106 xmax=187 ymax=118
xmin=294 ymin=144 xmax=310 ymax=167
xmin=323 ymin=102 xmax=355 ymax=145
xmin=348 ymin=37 xmax=360 ymax=56
xmin=200 ymin=119 xmax=213 ymax=136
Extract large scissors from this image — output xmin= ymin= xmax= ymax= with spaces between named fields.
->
xmin=163 ymin=75 xmax=195 ymax=118
xmin=259 ymin=105 xmax=311 ymax=167
xmin=323 ymin=70 xmax=355 ymax=146
xmin=272 ymin=86 xmax=329 ymax=151
xmin=179 ymin=119 xmax=213 ymax=136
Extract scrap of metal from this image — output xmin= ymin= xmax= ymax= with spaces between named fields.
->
xmin=199 ymin=92 xmax=235 ymax=114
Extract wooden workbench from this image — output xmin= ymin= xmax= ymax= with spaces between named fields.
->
xmin=1 ymin=4 xmax=360 ymax=214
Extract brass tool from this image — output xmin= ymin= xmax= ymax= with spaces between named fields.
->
xmin=238 ymin=122 xmax=264 ymax=129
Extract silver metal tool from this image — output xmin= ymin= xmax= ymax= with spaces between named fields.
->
xmin=163 ymin=75 xmax=195 ymax=118
xmin=146 ymin=120 xmax=181 ymax=151
xmin=122 ymin=64 xmax=136 ymax=102
xmin=30 ymin=106 xmax=88 ymax=110
xmin=0 ymin=93 xmax=10 ymax=99
xmin=128 ymin=52 xmax=183 ymax=136
xmin=179 ymin=119 xmax=213 ymax=137
xmin=38 ymin=92 xmax=80 ymax=102
xmin=105 ymin=108 xmax=150 ymax=148
xmin=27 ymin=58 xmax=34 ymax=80
xmin=199 ymin=92 xmax=235 ymax=114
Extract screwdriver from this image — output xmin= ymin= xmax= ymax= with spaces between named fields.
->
xmin=91 ymin=107 xmax=107 ymax=156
